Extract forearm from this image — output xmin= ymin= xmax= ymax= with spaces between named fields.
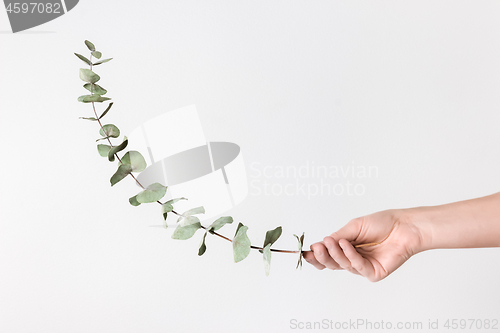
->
xmin=407 ymin=192 xmax=500 ymax=252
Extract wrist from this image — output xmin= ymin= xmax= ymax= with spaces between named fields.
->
xmin=399 ymin=206 xmax=435 ymax=254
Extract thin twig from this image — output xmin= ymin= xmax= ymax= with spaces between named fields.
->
xmin=355 ymin=242 xmax=380 ymax=248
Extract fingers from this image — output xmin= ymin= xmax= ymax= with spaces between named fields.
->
xmin=304 ymin=237 xmax=376 ymax=280
xmin=308 ymin=242 xmax=342 ymax=271
xmin=303 ymin=218 xmax=363 ymax=271
xmin=303 ymin=250 xmax=326 ymax=270
xmin=338 ymin=239 xmax=376 ymax=280
xmin=323 ymin=236 xmax=358 ymax=274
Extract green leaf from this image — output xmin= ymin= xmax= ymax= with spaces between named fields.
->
xmin=108 ymin=136 xmax=128 ymax=162
xmin=79 ymin=116 xmax=98 ymax=121
xmin=183 ymin=206 xmax=205 ymax=216
xmin=78 ymin=94 xmax=110 ymax=103
xmin=96 ymin=96 xmax=111 ymax=102
xmin=77 ymin=95 xmax=88 ymax=102
xmin=99 ymin=124 xmax=120 ymax=138
xmin=161 ymin=203 xmax=172 ymax=220
xmin=97 ymin=144 xmax=111 ymax=157
xmin=183 ymin=216 xmax=200 ymax=225
xmin=294 ymin=233 xmax=305 ymax=269
xmin=77 ymin=95 xmax=96 ymax=103
xmin=79 ymin=68 xmax=100 ymax=83
xmin=177 ymin=206 xmax=205 ymax=222
xmin=129 ymin=195 xmax=141 ymax=207
xmin=235 ymin=222 xmax=244 ymax=235
xmin=198 ymin=231 xmax=208 ymax=256
xmin=261 ymin=227 xmax=282 ymax=276
xmin=121 ymin=151 xmax=147 ymax=172
xmin=165 ymin=197 xmax=187 ymax=205
xmin=233 ymin=223 xmax=251 ymax=263
xmin=263 ymin=226 xmax=282 ymax=248
xmin=208 ymin=216 xmax=233 ymax=233
xmin=93 ymin=58 xmax=113 ymax=66
xmin=162 ymin=197 xmax=187 ymax=220
xmin=110 ymin=164 xmax=132 ymax=186
xmin=172 ymin=224 xmax=201 ymax=240
xmin=91 ymin=51 xmax=102 ymax=59
xmin=263 ymin=243 xmax=272 ymax=276
xmin=83 ymin=83 xmax=107 ymax=95
xmin=136 ymin=183 xmax=167 ymax=204
xmin=172 ymin=216 xmax=201 ymax=240
xmin=74 ymin=53 xmax=92 ymax=66
xmin=85 ymin=40 xmax=95 ymax=51
xmin=99 ymin=103 xmax=113 ymax=119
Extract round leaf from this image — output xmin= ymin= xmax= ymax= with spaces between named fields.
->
xmin=136 ymin=183 xmax=167 ymax=204
xmin=91 ymin=51 xmax=102 ymax=59
xmin=263 ymin=226 xmax=282 ymax=248
xmin=121 ymin=151 xmax=147 ymax=172
xmin=83 ymin=83 xmax=107 ymax=95
xmin=233 ymin=223 xmax=251 ymax=263
xmin=110 ymin=164 xmax=132 ymax=186
xmin=79 ymin=68 xmax=100 ymax=83
xmin=208 ymin=216 xmax=233 ymax=232
xmin=172 ymin=217 xmax=201 ymax=240
xmin=78 ymin=94 xmax=108 ymax=103
xmin=97 ymin=144 xmax=111 ymax=157
xmin=99 ymin=124 xmax=120 ymax=138
xmin=129 ymin=195 xmax=141 ymax=207
xmin=95 ymin=96 xmax=111 ymax=103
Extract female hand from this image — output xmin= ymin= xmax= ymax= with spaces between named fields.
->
xmin=303 ymin=209 xmax=423 ymax=282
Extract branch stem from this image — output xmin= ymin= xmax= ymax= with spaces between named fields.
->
xmin=86 ymin=51 xmax=377 ymax=255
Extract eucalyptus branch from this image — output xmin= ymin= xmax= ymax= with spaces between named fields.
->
xmin=76 ymin=40 xmax=377 ymax=275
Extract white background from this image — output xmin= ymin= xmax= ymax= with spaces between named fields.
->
xmin=1 ymin=1 xmax=499 ymax=332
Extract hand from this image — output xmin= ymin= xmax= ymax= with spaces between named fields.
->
xmin=303 ymin=209 xmax=423 ymax=282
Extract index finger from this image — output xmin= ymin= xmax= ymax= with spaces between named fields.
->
xmin=303 ymin=250 xmax=326 ymax=270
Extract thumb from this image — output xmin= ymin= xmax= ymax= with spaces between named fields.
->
xmin=329 ymin=217 xmax=363 ymax=243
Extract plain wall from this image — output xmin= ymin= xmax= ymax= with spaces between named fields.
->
xmin=1 ymin=1 xmax=499 ymax=332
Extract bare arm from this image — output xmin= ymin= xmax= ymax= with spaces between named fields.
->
xmin=304 ymin=192 xmax=500 ymax=282
xmin=411 ymin=192 xmax=500 ymax=251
